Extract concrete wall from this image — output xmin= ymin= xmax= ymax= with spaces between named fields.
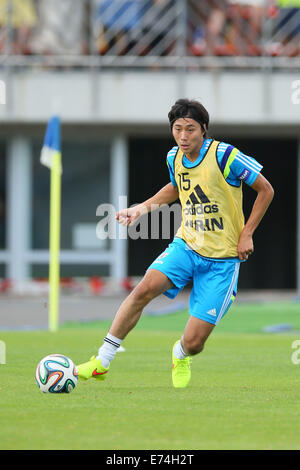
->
xmin=0 ymin=70 xmax=299 ymax=129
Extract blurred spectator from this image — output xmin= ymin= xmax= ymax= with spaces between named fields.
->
xmin=191 ymin=0 xmax=299 ymax=58
xmin=203 ymin=2 xmax=228 ymax=56
xmin=140 ymin=0 xmax=176 ymax=56
xmin=270 ymin=0 xmax=300 ymax=56
xmin=191 ymin=0 xmax=264 ymax=57
xmin=30 ymin=0 xmax=86 ymax=55
xmin=93 ymin=0 xmax=147 ymax=55
xmin=225 ymin=0 xmax=264 ymax=55
xmin=0 ymin=0 xmax=37 ymax=54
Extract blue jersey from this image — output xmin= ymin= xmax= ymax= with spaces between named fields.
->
xmin=166 ymin=139 xmax=263 ymax=188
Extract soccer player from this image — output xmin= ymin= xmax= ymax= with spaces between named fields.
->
xmin=77 ymin=99 xmax=274 ymax=388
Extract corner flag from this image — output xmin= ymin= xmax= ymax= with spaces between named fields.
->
xmin=41 ymin=116 xmax=62 ymax=332
xmin=41 ymin=116 xmax=62 ymax=172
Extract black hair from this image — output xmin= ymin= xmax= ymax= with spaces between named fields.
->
xmin=168 ymin=99 xmax=209 ymax=138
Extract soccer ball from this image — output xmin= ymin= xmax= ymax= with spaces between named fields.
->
xmin=35 ymin=354 xmax=78 ymax=393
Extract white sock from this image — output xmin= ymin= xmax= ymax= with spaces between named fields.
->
xmin=173 ymin=340 xmax=188 ymax=359
xmin=96 ymin=333 xmax=123 ymax=368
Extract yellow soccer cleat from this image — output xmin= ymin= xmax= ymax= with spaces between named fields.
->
xmin=76 ymin=356 xmax=109 ymax=381
xmin=172 ymin=340 xmax=192 ymax=388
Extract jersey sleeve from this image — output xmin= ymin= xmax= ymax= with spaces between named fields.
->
xmin=166 ymin=147 xmax=178 ymax=187
xmin=217 ymin=143 xmax=263 ymax=186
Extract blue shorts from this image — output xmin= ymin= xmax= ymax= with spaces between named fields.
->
xmin=147 ymin=237 xmax=241 ymax=326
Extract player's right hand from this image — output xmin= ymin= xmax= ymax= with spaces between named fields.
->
xmin=116 ymin=205 xmax=145 ymax=227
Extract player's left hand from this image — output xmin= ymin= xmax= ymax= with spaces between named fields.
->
xmin=237 ymin=232 xmax=254 ymax=260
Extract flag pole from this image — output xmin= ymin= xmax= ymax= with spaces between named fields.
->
xmin=49 ymin=150 xmax=62 ymax=332
xmin=40 ymin=116 xmax=62 ymax=332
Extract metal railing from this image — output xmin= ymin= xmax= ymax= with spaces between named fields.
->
xmin=0 ymin=0 xmax=299 ymax=69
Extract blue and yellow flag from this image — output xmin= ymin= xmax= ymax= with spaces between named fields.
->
xmin=40 ymin=116 xmax=62 ymax=172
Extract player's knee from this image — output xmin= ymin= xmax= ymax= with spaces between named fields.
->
xmin=131 ymin=281 xmax=159 ymax=306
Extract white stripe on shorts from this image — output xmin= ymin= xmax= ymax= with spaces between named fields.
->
xmin=216 ymin=262 xmax=240 ymax=325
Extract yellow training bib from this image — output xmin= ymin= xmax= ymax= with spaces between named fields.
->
xmin=174 ymin=140 xmax=244 ymax=258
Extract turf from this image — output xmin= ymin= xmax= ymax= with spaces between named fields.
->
xmin=62 ymin=300 xmax=300 ymax=334
xmin=1 ymin=302 xmax=300 ymax=450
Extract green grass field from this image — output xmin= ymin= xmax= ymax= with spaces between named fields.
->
xmin=1 ymin=301 xmax=300 ymax=450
